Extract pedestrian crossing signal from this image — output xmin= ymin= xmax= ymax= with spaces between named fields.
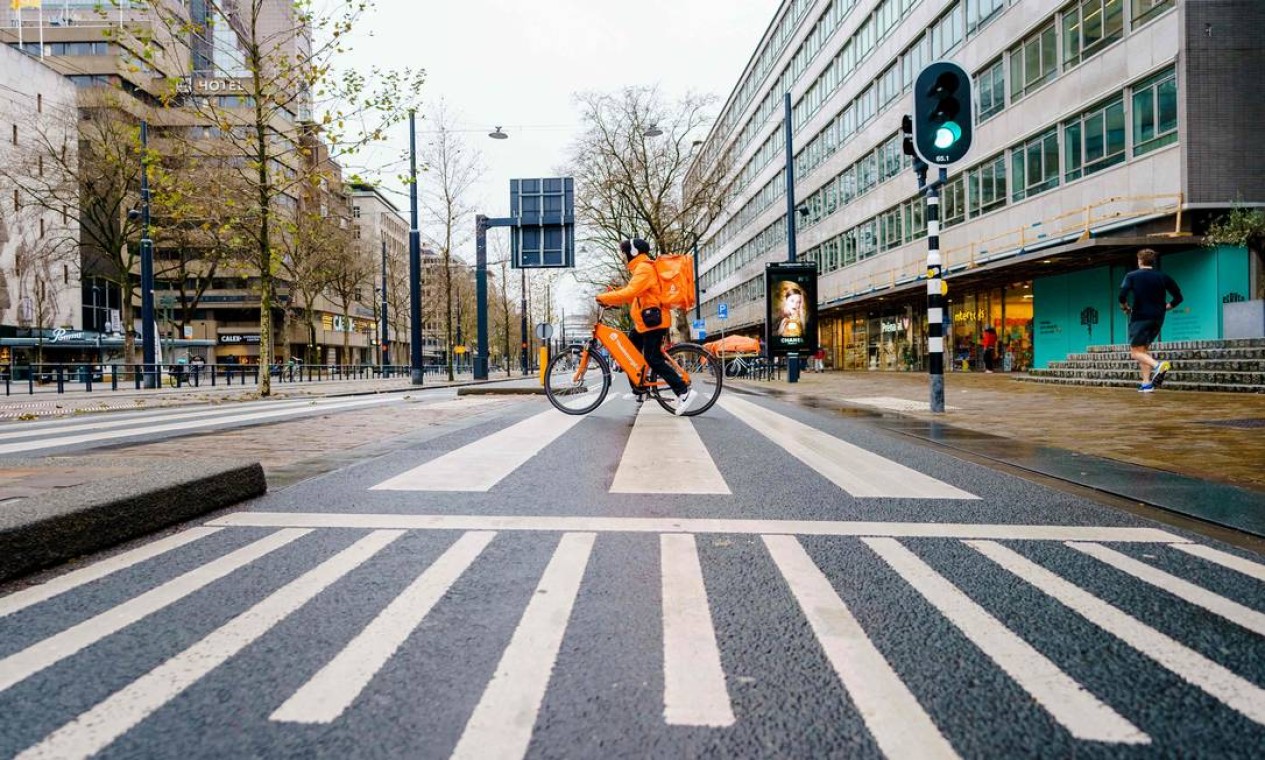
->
xmin=913 ymin=61 xmax=973 ymax=166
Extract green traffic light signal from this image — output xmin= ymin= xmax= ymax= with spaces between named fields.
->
xmin=912 ymin=61 xmax=973 ymax=166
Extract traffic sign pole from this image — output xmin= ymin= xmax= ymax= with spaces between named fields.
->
xmin=926 ymin=168 xmax=947 ymax=413
xmin=474 ymin=215 xmax=489 ymax=380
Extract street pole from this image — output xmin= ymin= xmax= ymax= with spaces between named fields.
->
xmin=520 ymin=266 xmax=528 ymax=375
xmin=782 ymin=93 xmax=800 ymax=384
xmin=927 ymin=167 xmax=947 ymax=412
xmin=474 ymin=215 xmax=489 ymax=380
xmin=407 ymin=109 xmax=424 ymax=385
xmin=140 ymin=120 xmax=156 ymax=388
xmin=380 ymin=238 xmax=389 ymax=369
xmin=692 ymin=243 xmax=702 ymax=321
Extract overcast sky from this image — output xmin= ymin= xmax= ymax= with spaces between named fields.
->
xmin=341 ymin=0 xmax=777 ymax=226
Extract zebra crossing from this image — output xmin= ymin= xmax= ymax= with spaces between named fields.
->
xmin=370 ymin=397 xmax=980 ymax=499
xmin=2 ymin=515 xmax=1263 ymax=758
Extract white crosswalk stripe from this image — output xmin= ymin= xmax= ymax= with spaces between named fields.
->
xmin=4 ymin=524 xmax=1262 ymax=759
xmin=370 ymin=394 xmax=973 ymax=498
xmin=720 ymin=395 xmax=978 ymax=499
xmin=611 ymin=404 xmax=730 ymax=494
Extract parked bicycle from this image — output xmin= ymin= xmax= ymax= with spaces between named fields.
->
xmin=543 ymin=307 xmax=723 ymax=416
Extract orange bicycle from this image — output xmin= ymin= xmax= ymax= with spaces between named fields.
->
xmin=543 ymin=307 xmax=723 ymax=416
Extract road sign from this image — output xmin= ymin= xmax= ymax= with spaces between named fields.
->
xmin=535 ymin=322 xmax=555 ymax=341
xmin=718 ymin=303 xmax=729 ymax=320
xmin=454 ymin=345 xmax=467 ymax=355
xmin=511 ymin=178 xmax=575 ymax=269
xmin=692 ymin=319 xmax=705 ymax=331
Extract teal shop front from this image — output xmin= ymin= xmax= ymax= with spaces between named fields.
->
xmin=1032 ymin=245 xmax=1250 ymax=368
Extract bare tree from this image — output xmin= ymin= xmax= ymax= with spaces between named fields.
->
xmin=141 ymin=0 xmax=424 ymax=394
xmin=564 ymin=86 xmax=733 ymax=333
xmin=419 ymin=101 xmax=485 ymax=381
xmin=324 ymin=232 xmax=372 ymax=364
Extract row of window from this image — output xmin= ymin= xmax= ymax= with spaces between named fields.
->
xmin=693 ymin=0 xmax=814 ymax=179
xmin=703 ymin=65 xmax=1177 ymax=313
xmin=699 ymin=171 xmax=786 ymax=258
xmin=798 ymin=132 xmax=913 ymax=232
xmin=700 ymin=216 xmax=787 ymax=294
xmin=702 ymin=0 xmax=919 ymax=264
xmin=702 ymin=0 xmax=1177 ymax=285
xmin=8 ymin=41 xmax=113 ymax=56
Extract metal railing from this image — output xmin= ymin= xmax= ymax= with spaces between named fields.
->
xmin=0 ymin=363 xmax=442 ymax=396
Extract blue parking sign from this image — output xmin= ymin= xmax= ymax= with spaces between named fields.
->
xmin=718 ymin=303 xmax=729 ymax=320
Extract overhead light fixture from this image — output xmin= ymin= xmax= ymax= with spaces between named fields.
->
xmin=643 ymin=124 xmax=663 ymax=138
xmin=488 ymin=127 xmax=508 ymax=140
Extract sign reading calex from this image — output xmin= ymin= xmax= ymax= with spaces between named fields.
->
xmin=511 ymin=178 xmax=575 ymax=269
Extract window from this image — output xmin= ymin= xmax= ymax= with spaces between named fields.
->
xmin=1132 ymin=0 xmax=1173 ymax=26
xmin=967 ymin=0 xmax=1005 ymax=33
xmin=64 ymin=264 xmax=70 ymax=284
xmin=969 ymin=154 xmax=1007 ymax=215
xmin=878 ymin=64 xmax=901 ymax=108
xmin=1011 ymin=129 xmax=1059 ymax=200
xmin=941 ymin=175 xmax=966 ymax=227
xmin=352 ymin=226 xmax=361 ymax=240
xmin=879 ymin=207 xmax=904 ymax=251
xmin=37 ymin=94 xmax=42 ymax=113
xmin=352 ymin=206 xmax=361 ymax=218
xmin=904 ymin=195 xmax=926 ymax=241
xmin=931 ymin=3 xmax=964 ymax=58
xmin=1064 ymin=96 xmax=1125 ymax=180
xmin=976 ymin=59 xmax=1005 ymax=121
xmin=1009 ymin=22 xmax=1057 ymax=100
xmin=902 ymin=34 xmax=930 ymax=92
xmin=1132 ymin=68 xmax=1178 ymax=156
xmin=1062 ymin=0 xmax=1123 ymax=67
xmin=10 ymin=124 xmax=16 ymax=145
xmin=879 ymin=135 xmax=903 ymax=183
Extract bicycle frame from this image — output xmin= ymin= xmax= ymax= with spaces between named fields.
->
xmin=572 ymin=312 xmax=691 ymax=388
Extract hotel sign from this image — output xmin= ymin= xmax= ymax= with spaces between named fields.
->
xmin=176 ymin=77 xmax=247 ymax=95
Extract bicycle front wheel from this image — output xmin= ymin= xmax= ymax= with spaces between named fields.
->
xmin=652 ymin=343 xmax=723 ymax=417
xmin=544 ymin=344 xmax=611 ymax=415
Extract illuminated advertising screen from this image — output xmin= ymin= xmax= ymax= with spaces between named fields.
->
xmin=765 ymin=262 xmax=818 ymax=356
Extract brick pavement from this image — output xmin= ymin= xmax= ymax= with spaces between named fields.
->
xmin=731 ymin=370 xmax=1265 ymax=491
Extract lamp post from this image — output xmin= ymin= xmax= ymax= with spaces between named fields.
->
xmin=408 ymin=109 xmax=423 ymax=385
xmin=139 ymin=120 xmax=156 ymax=387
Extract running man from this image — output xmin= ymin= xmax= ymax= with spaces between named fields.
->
xmin=1118 ymin=248 xmax=1182 ymax=393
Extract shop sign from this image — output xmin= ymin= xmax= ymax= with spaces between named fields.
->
xmin=176 ymin=77 xmax=246 ymax=95
xmin=219 ymin=333 xmax=261 ymax=345
xmin=952 ymin=308 xmax=987 ymax=324
xmin=880 ymin=317 xmax=909 ymax=335
xmin=50 ymin=328 xmax=88 ymax=343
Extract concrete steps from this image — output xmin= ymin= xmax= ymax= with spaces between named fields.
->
xmin=1019 ymin=338 xmax=1265 ymax=393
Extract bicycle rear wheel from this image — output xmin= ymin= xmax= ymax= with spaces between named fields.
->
xmin=544 ymin=344 xmax=611 ymax=415
xmin=651 ymin=343 xmax=723 ymax=417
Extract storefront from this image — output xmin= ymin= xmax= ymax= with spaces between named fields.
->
xmin=947 ymin=283 xmax=1035 ymax=372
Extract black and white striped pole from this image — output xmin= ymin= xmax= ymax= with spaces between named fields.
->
xmin=926 ymin=168 xmax=947 ymax=413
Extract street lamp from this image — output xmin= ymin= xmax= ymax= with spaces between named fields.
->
xmin=643 ymin=124 xmax=663 ymax=138
xmin=488 ymin=126 xmax=508 ymax=140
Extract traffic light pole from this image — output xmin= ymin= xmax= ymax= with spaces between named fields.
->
xmin=925 ymin=167 xmax=947 ymax=413
xmin=380 ymin=239 xmax=389 ymax=369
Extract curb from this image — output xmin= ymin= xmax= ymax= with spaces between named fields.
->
xmin=0 ymin=457 xmax=266 ymax=582
xmin=457 ymin=386 xmax=545 ymax=396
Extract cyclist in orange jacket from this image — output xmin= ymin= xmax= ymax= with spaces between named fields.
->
xmin=596 ymin=238 xmax=697 ymax=415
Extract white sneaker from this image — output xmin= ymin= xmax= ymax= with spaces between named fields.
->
xmin=620 ymin=393 xmax=645 ymax=403
xmin=674 ymin=389 xmax=698 ymax=416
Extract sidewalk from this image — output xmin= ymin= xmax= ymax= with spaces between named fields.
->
xmin=0 ymin=373 xmax=486 ymax=420
xmin=729 ymin=370 xmax=1265 ymax=492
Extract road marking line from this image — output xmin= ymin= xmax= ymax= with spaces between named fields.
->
xmin=16 ymin=531 xmax=403 ymax=760
xmin=1170 ymin=543 xmax=1265 ymax=582
xmin=270 ymin=531 xmax=495 ymax=724
xmin=1068 ymin=542 xmax=1265 ymax=637
xmin=0 ymin=398 xmax=324 ymax=442
xmin=0 ymin=397 xmax=396 ymax=455
xmin=968 ymin=540 xmax=1265 ymax=726
xmin=450 ymin=532 xmax=595 ymax=760
xmin=371 ymin=405 xmax=591 ymax=492
xmin=661 ymin=534 xmax=735 ymax=727
xmin=207 ymin=512 xmax=1186 ymax=543
xmin=0 ymin=529 xmax=309 ymax=694
xmin=720 ymin=396 xmax=977 ymax=499
xmin=763 ymin=534 xmax=957 ymax=758
xmin=611 ymin=404 xmax=729 ymax=494
xmin=0 ymin=527 xmax=223 ymax=619
xmin=863 ymin=538 xmax=1148 ymax=744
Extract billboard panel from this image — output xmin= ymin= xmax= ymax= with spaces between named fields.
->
xmin=511 ymin=177 xmax=575 ymax=268
xmin=765 ymin=262 xmax=818 ymax=356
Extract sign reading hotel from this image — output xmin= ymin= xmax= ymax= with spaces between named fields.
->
xmin=176 ymin=77 xmax=248 ymax=96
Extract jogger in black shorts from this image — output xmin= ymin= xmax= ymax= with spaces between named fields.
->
xmin=1119 ymin=248 xmax=1183 ymax=393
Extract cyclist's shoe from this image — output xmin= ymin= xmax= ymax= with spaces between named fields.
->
xmin=620 ymin=393 xmax=646 ymax=404
xmin=1138 ymin=383 xmax=1155 ymax=393
xmin=1151 ymin=360 xmax=1172 ymax=388
xmin=675 ymin=388 xmax=698 ymax=416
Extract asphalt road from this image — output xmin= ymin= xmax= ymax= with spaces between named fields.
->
xmin=1 ymin=391 xmax=1263 ymax=758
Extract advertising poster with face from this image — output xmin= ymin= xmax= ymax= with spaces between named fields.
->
xmin=765 ymin=262 xmax=818 ymax=356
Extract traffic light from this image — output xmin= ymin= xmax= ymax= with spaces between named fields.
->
xmin=912 ymin=61 xmax=973 ymax=166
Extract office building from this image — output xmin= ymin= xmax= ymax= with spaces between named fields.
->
xmin=692 ymin=0 xmax=1263 ymax=371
